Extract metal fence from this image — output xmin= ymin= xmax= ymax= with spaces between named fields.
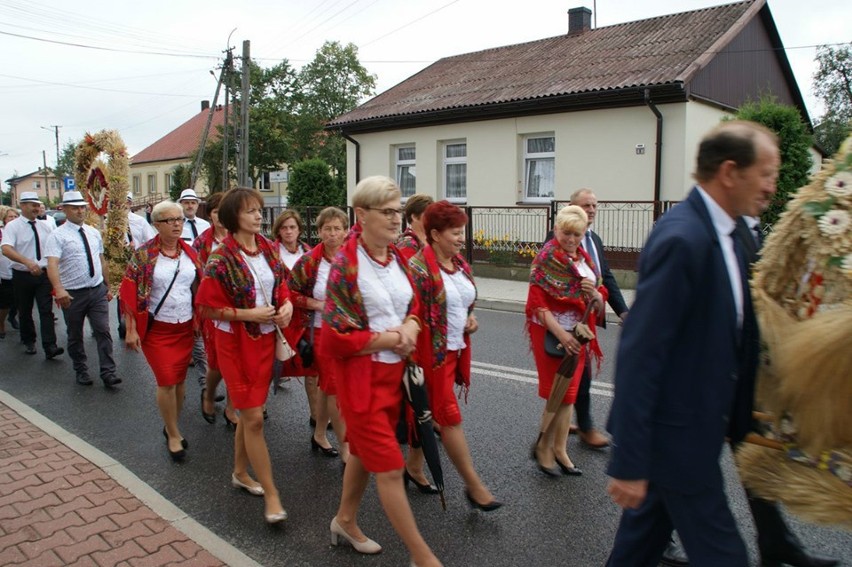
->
xmin=260 ymin=201 xmax=679 ymax=271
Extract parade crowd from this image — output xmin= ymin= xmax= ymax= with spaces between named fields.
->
xmin=0 ymin=120 xmax=839 ymax=567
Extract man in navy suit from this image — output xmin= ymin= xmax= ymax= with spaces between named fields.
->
xmin=605 ymin=121 xmax=779 ymax=566
xmin=569 ymin=188 xmax=629 ymax=448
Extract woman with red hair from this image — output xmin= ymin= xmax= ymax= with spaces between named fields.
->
xmin=196 ymin=188 xmax=293 ymax=524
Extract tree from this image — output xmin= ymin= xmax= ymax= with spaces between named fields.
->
xmin=169 ymin=164 xmax=192 ymax=201
xmin=733 ymin=96 xmax=813 ymax=226
xmin=812 ymin=45 xmax=852 ymax=156
xmin=286 ymin=159 xmax=342 ymax=207
xmin=54 ymin=139 xmax=78 ymax=183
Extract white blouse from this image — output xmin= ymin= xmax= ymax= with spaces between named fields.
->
xmin=311 ymin=258 xmax=332 ymax=328
xmin=278 ymin=243 xmax=305 ymax=270
xmin=356 ymin=245 xmax=413 ymax=364
xmin=441 ymin=268 xmax=476 ymax=351
xmin=149 ymin=252 xmax=196 ymax=323
xmin=214 ymin=252 xmax=277 ymax=334
xmin=531 ymin=255 xmax=597 ymax=331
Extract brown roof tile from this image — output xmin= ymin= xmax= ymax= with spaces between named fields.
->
xmin=330 ymin=0 xmax=761 ymax=128
xmin=131 ymin=105 xmax=227 ymax=165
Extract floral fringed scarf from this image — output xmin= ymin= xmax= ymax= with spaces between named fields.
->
xmin=287 ymin=242 xmax=327 ymax=334
xmin=197 ymin=234 xmax=288 ymax=339
xmin=409 ymin=244 xmax=476 ymax=401
xmin=525 ymin=239 xmax=607 ymax=366
xmin=118 ymin=235 xmax=202 ymax=342
xmin=396 ymin=227 xmax=422 ymax=262
xmin=192 ymin=227 xmax=224 ymax=266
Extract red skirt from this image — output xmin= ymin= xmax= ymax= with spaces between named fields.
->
xmin=142 ymin=319 xmax=194 ymax=387
xmin=214 ymin=328 xmax=274 ymax=410
xmin=426 ymin=350 xmax=463 ymax=427
xmin=202 ymin=319 xmax=219 ymax=372
xmin=338 ymin=360 xmax=405 ymax=473
xmin=529 ymin=323 xmax=584 ymax=405
xmin=314 ymin=327 xmax=339 ymax=396
xmin=279 ymin=325 xmax=319 ymax=378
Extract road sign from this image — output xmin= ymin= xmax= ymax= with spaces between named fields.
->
xmin=63 ymin=176 xmax=76 ymax=190
xmin=269 ymin=170 xmax=288 ymax=183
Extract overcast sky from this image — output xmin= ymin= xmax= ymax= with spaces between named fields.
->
xmin=1 ymin=0 xmax=849 ymax=192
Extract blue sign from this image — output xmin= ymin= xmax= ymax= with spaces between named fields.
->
xmin=63 ymin=176 xmax=75 ymax=191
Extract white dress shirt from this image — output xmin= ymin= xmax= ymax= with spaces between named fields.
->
xmin=441 ymin=268 xmax=476 ymax=351
xmin=697 ymin=187 xmax=743 ymax=328
xmin=0 ymin=229 xmax=12 ymax=280
xmin=214 ymin=252 xmax=276 ymax=334
xmin=357 ymin=245 xmax=413 ymax=364
xmin=149 ymin=252 xmax=196 ymax=323
xmin=278 ymin=243 xmax=305 ymax=270
xmin=311 ymin=258 xmax=332 ymax=328
xmin=181 ymin=216 xmax=210 ymax=243
xmin=127 ymin=212 xmax=156 ymax=249
xmin=1 ymin=216 xmax=55 ymax=270
xmin=44 ymin=221 xmax=104 ymax=289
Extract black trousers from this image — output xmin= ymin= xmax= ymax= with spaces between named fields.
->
xmin=11 ymin=270 xmax=57 ymax=348
xmin=574 ymin=363 xmax=594 ymax=431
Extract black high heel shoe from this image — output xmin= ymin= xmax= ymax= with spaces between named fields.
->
xmin=403 ymin=470 xmax=439 ymax=494
xmin=200 ymin=389 xmax=216 ymax=424
xmin=555 ymin=459 xmax=582 ymax=476
xmin=163 ymin=427 xmax=188 ymax=449
xmin=223 ymin=411 xmax=238 ymax=430
xmin=464 ymin=489 xmax=503 ymax=512
xmin=531 ymin=439 xmax=560 ymax=477
xmin=311 ymin=436 xmax=339 ymax=457
xmin=163 ymin=427 xmax=187 ymax=461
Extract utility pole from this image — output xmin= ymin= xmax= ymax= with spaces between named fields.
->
xmin=190 ymin=60 xmax=228 ymax=190
xmin=42 ymin=150 xmax=50 ymax=204
xmin=238 ymin=40 xmax=251 ymax=187
xmin=222 ymin=48 xmax=232 ymax=191
xmin=40 ymin=125 xmax=62 ymax=197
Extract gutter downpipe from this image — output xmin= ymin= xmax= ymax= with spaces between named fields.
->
xmin=644 ymin=88 xmax=663 ymax=221
xmin=340 ymin=131 xmax=361 ymax=185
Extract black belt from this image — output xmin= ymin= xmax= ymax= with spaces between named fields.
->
xmin=66 ymin=283 xmax=103 ymax=293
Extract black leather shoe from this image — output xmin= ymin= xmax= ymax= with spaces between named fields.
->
xmin=200 ymin=389 xmax=216 ymax=424
xmin=76 ymin=373 xmax=93 ymax=386
xmin=660 ymin=539 xmax=689 ymax=567
xmin=44 ymin=345 xmax=64 ymax=360
xmin=25 ymin=344 xmax=36 ymax=355
xmin=102 ymin=376 xmax=122 ymax=388
xmin=464 ymin=489 xmax=503 ymax=512
xmin=311 ymin=436 xmax=339 ymax=457
xmin=555 ymin=459 xmax=583 ymax=476
xmin=404 ymin=470 xmax=439 ymax=494
xmin=8 ymin=315 xmax=19 ymax=330
xmin=761 ymin=551 xmax=839 ymax=567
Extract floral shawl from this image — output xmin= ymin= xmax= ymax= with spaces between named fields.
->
xmin=396 ymin=227 xmax=422 ymax=262
xmin=319 ymin=234 xmax=420 ymax=413
xmin=286 ymin=241 xmax=327 ymax=338
xmin=195 ymin=233 xmax=289 ymax=339
xmin=192 ymin=227 xmax=224 ymax=266
xmin=118 ymin=235 xmax=202 ymax=342
xmin=525 ymin=238 xmax=607 ymax=363
xmin=409 ymin=244 xmax=476 ymax=399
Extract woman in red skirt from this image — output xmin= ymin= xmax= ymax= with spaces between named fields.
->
xmin=120 ymin=201 xmax=202 ymax=462
xmin=196 ymin=188 xmax=293 ymax=524
xmin=409 ymin=200 xmax=501 ymax=510
xmin=320 ymin=176 xmax=441 ymax=567
xmin=287 ymin=207 xmax=349 ymax=461
xmin=526 ymin=205 xmax=605 ymax=477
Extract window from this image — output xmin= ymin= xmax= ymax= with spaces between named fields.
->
xmin=259 ymin=171 xmax=272 ymax=192
xmin=132 ymin=175 xmax=141 ymax=195
xmin=442 ymin=141 xmax=467 ymax=202
xmin=50 ymin=180 xmax=59 ymax=190
xmin=524 ymin=135 xmax=555 ymax=200
xmin=395 ymin=145 xmax=416 ymax=198
xmin=147 ymin=174 xmax=156 ymax=195
xmin=163 ymin=173 xmax=172 ymax=195
xmin=33 ymin=181 xmax=41 ymax=189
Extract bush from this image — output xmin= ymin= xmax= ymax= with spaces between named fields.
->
xmin=286 ymin=159 xmax=343 ymax=207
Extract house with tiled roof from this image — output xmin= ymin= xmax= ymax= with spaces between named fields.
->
xmin=330 ymin=0 xmax=811 ymax=210
xmin=129 ymin=102 xmax=226 ymax=201
xmin=5 ymin=168 xmax=61 ymax=207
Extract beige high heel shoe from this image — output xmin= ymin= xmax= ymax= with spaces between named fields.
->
xmin=329 ymin=517 xmax=382 ymax=554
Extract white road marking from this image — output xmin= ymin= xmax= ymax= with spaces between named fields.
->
xmin=470 ymin=360 xmax=614 ymax=397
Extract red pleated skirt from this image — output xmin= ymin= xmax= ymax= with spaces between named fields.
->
xmin=529 ymin=323 xmax=584 ymax=405
xmin=338 ymin=360 xmax=405 ymax=473
xmin=142 ymin=319 xmax=194 ymax=387
xmin=202 ymin=319 xmax=219 ymax=372
xmin=426 ymin=350 xmax=463 ymax=427
xmin=313 ymin=327 xmax=339 ymax=396
xmin=214 ymin=328 xmax=274 ymax=410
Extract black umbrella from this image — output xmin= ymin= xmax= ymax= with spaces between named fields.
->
xmin=402 ymin=363 xmax=446 ymax=510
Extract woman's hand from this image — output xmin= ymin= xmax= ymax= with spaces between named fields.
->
xmin=464 ymin=313 xmax=479 ymax=334
xmin=273 ymin=300 xmax=293 ymax=327
xmin=246 ymin=306 xmax=276 ymax=324
xmin=390 ymin=319 xmax=419 ymax=356
xmin=125 ymin=329 xmax=141 ymax=352
xmin=580 ymin=278 xmax=604 ymax=307
xmin=558 ymin=328 xmax=582 ymax=356
xmin=307 ymin=297 xmax=324 ymax=312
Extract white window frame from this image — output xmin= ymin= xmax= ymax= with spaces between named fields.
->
xmin=147 ymin=174 xmax=156 ymax=195
xmin=33 ymin=181 xmax=41 ymax=190
xmin=442 ymin=140 xmax=467 ymax=203
xmin=132 ymin=175 xmax=141 ymax=195
xmin=163 ymin=173 xmax=172 ymax=195
xmin=523 ymin=134 xmax=555 ymax=202
xmin=395 ymin=145 xmax=416 ymax=199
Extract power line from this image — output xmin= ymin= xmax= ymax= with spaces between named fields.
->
xmin=0 ymin=29 xmax=218 ymax=59
xmin=0 ymin=72 xmax=206 ymax=97
xmin=359 ymin=0 xmax=462 ymax=48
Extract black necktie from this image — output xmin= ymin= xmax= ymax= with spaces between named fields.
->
xmin=28 ymin=221 xmax=41 ymax=261
xmin=188 ymin=219 xmax=198 ymax=239
xmin=79 ymin=227 xmax=95 ymax=278
xmin=752 ymin=224 xmax=763 ymax=248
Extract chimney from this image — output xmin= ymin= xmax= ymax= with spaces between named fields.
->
xmin=568 ymin=7 xmax=592 ymax=34
xmin=201 ymin=100 xmax=210 ymax=111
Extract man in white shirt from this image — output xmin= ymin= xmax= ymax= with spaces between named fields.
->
xmin=178 ymin=188 xmax=210 ymax=387
xmin=44 ymin=192 xmax=120 ymax=387
xmin=179 ymin=188 xmax=210 ymax=244
xmin=1 ymin=192 xmax=63 ymax=358
xmin=126 ymin=193 xmax=156 ymax=249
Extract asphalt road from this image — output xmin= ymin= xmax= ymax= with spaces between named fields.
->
xmin=1 ymin=308 xmax=849 ymax=566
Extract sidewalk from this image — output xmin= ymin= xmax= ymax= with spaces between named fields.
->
xmin=476 ymin=276 xmax=635 ymax=322
xmin=0 ymin=392 xmax=258 ymax=567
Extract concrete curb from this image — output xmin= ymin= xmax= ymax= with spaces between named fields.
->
xmin=0 ymin=389 xmax=263 ymax=567
xmin=477 ymin=298 xmax=623 ymax=324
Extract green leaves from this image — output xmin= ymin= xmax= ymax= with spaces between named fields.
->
xmin=803 ymin=196 xmax=837 ymax=218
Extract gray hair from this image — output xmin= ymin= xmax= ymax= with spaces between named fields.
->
xmin=352 ymin=175 xmax=401 ymax=209
xmin=151 ymin=200 xmax=182 ymax=222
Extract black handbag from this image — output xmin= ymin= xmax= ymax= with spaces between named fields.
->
xmin=298 ymin=324 xmax=315 ymax=368
xmin=544 ymin=330 xmax=564 ymax=357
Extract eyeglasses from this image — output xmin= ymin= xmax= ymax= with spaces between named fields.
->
xmin=156 ymin=217 xmax=184 ymax=225
xmin=364 ymin=207 xmax=403 ymax=220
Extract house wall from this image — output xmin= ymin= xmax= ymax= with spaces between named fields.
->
xmin=8 ymin=173 xmax=61 ymax=206
xmin=345 ymin=101 xmax=741 ymax=206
